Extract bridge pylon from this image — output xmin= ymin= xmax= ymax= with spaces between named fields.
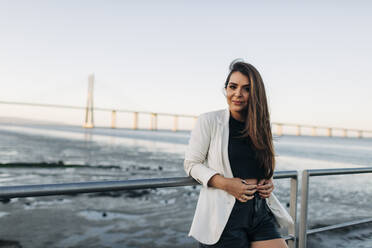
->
xmin=83 ymin=74 xmax=94 ymax=128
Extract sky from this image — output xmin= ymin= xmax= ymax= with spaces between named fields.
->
xmin=0 ymin=0 xmax=371 ymax=130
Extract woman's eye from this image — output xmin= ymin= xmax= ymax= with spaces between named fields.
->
xmin=229 ymin=85 xmax=236 ymax=89
xmin=244 ymin=87 xmax=250 ymax=92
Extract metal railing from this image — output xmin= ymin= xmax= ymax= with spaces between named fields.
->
xmin=2 ymin=167 xmax=372 ymax=247
xmin=0 ymin=170 xmax=298 ymax=247
xmin=298 ymin=167 xmax=372 ymax=248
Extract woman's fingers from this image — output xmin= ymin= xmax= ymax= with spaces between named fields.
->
xmin=235 ymin=178 xmax=274 ymax=201
xmin=258 ymin=192 xmax=269 ymax=198
xmin=257 ymin=180 xmax=273 ymax=198
xmin=238 ymin=193 xmax=255 ymax=202
xmin=244 ymin=194 xmax=255 ymax=200
xmin=257 ymin=184 xmax=274 ymax=196
xmin=257 ymin=179 xmax=265 ymax=186
xmin=245 ymin=188 xmax=257 ymax=195
xmin=259 ymin=193 xmax=270 ymax=199
xmin=257 ymin=188 xmax=272 ymax=194
xmin=245 ymin=184 xmax=257 ymax=189
xmin=238 ymin=195 xmax=247 ymax=202
xmin=257 ymin=182 xmax=273 ymax=190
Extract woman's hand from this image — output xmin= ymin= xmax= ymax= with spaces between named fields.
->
xmin=257 ymin=178 xmax=274 ymax=199
xmin=224 ymin=178 xmax=257 ymax=203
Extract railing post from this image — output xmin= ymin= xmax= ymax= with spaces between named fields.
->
xmin=299 ymin=170 xmax=310 ymax=248
xmin=343 ymin=129 xmax=347 ymax=138
xmin=288 ymin=175 xmax=298 ymax=248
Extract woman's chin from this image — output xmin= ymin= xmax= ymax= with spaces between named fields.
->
xmin=230 ymin=105 xmax=247 ymax=113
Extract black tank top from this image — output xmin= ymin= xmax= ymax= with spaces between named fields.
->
xmin=228 ymin=115 xmax=265 ymax=180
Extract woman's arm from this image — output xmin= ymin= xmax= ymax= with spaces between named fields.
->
xmin=184 ymin=113 xmax=258 ymax=201
xmin=209 ymin=174 xmax=258 ymax=202
xmin=184 ymin=113 xmax=219 ymax=187
xmin=207 ymin=174 xmax=227 ymax=190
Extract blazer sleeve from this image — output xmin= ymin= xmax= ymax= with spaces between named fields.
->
xmin=184 ymin=113 xmax=219 ymax=187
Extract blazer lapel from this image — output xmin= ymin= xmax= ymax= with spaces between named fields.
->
xmin=219 ymin=108 xmax=234 ymax=178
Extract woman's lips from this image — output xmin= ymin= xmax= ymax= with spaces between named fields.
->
xmin=232 ymin=101 xmax=243 ymax=105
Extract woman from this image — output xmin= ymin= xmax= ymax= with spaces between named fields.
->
xmin=184 ymin=60 xmax=289 ymax=248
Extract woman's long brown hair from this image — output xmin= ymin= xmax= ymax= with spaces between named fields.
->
xmin=224 ymin=60 xmax=275 ymax=179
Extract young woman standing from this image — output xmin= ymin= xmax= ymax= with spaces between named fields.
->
xmin=184 ymin=60 xmax=288 ymax=248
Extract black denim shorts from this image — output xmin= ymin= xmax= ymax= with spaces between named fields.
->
xmin=198 ymin=193 xmax=282 ymax=248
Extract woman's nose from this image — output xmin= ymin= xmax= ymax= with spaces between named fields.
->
xmin=234 ymin=88 xmax=243 ymax=96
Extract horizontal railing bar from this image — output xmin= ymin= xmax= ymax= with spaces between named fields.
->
xmin=0 ymin=177 xmax=196 ymax=199
xmin=272 ymin=170 xmax=297 ymax=179
xmin=0 ymin=172 xmax=297 ymax=199
xmin=308 ymin=167 xmax=372 ymax=176
xmin=307 ymin=217 xmax=372 ymax=235
xmin=283 ymin=234 xmax=295 ymax=241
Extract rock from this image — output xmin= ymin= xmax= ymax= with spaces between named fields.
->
xmin=0 ymin=198 xmax=10 ymax=204
xmin=0 ymin=240 xmax=22 ymax=248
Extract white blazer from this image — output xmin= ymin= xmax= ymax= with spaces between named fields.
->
xmin=184 ymin=108 xmax=293 ymax=245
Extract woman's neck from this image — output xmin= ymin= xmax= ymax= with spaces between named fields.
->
xmin=230 ymin=110 xmax=246 ymax=122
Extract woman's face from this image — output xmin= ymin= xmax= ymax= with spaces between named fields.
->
xmin=226 ymin=71 xmax=250 ymax=117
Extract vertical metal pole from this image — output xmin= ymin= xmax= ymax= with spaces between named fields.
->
xmin=289 ymin=176 xmax=298 ymax=247
xmin=299 ymin=170 xmax=310 ymax=248
xmin=288 ymin=175 xmax=298 ymax=248
xmin=111 ymin=110 xmax=116 ymax=129
xmin=133 ymin=112 xmax=138 ymax=130
xmin=173 ymin=115 xmax=178 ymax=132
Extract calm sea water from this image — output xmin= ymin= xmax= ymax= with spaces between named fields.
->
xmin=0 ymin=121 xmax=371 ymax=248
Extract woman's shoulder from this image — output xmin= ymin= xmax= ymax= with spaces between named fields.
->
xmin=198 ymin=108 xmax=226 ymax=122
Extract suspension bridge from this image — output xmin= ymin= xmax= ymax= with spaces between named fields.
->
xmin=0 ymin=74 xmax=371 ymax=138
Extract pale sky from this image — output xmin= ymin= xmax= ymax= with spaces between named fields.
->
xmin=0 ymin=1 xmax=371 ymax=130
